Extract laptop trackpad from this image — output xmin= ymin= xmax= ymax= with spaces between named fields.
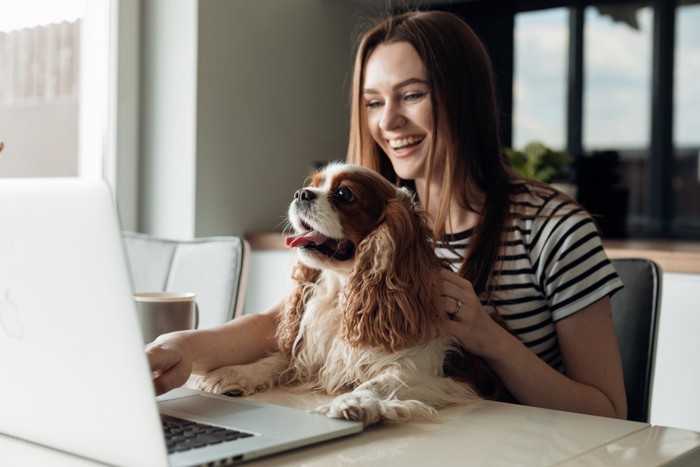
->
xmin=159 ymin=395 xmax=260 ymax=419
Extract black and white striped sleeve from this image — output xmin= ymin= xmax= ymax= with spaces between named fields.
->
xmin=529 ymin=198 xmax=623 ymax=322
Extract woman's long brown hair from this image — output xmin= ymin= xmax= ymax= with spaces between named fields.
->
xmin=347 ymin=11 xmax=512 ymax=295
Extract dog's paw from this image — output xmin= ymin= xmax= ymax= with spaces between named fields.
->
xmin=196 ymin=366 xmax=262 ymax=396
xmin=197 ymin=355 xmax=285 ymax=396
xmin=316 ymin=390 xmax=384 ymax=426
xmin=316 ymin=390 xmax=438 ymax=426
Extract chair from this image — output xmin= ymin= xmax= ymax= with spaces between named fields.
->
xmin=609 ymin=258 xmax=662 ymax=423
xmin=121 ymin=231 xmax=250 ymax=329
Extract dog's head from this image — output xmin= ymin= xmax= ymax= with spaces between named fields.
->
xmin=281 ymin=162 xmax=443 ymax=353
xmin=285 ymin=161 xmax=413 ymax=273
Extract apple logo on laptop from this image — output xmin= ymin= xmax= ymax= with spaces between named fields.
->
xmin=0 ymin=289 xmax=24 ymax=339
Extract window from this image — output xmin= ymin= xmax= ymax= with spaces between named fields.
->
xmin=0 ymin=0 xmax=109 ymax=179
xmin=583 ymin=4 xmax=653 ymax=236
xmin=583 ymin=5 xmax=652 ymax=150
xmin=513 ymin=8 xmax=568 ymax=150
xmin=512 ymin=2 xmax=700 ymax=239
xmin=673 ymin=4 xmax=700 ymax=235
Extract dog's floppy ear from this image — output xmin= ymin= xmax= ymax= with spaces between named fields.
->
xmin=342 ymin=195 xmax=442 ymax=352
xmin=276 ymin=262 xmax=320 ymax=355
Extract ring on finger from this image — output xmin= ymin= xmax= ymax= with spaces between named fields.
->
xmin=447 ymin=299 xmax=463 ymax=320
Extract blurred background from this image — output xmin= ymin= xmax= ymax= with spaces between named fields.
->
xmin=1 ymin=0 xmax=698 ymax=241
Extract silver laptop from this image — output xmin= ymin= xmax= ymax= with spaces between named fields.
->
xmin=0 ymin=177 xmax=362 ymax=466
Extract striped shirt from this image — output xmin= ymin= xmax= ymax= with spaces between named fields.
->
xmin=436 ymin=183 xmax=623 ymax=373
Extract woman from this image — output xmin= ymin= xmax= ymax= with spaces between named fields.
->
xmin=148 ymin=10 xmax=627 ymax=419
xmin=347 ymin=10 xmax=626 ymax=418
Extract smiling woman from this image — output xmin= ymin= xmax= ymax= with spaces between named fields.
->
xmin=363 ymin=42 xmax=434 ymax=184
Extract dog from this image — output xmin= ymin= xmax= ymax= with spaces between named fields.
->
xmin=197 ymin=162 xmax=504 ymax=425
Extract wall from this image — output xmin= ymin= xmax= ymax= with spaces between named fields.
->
xmin=649 ymin=272 xmax=700 ymax=433
xmin=194 ymin=0 xmax=374 ymax=237
xmin=137 ymin=0 xmax=376 ymax=239
xmin=242 ymin=248 xmax=296 ymax=314
xmin=111 ymin=0 xmax=141 ymax=232
xmin=140 ymin=0 xmax=199 ymax=238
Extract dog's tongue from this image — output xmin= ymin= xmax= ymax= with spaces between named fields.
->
xmin=285 ymin=230 xmax=329 ymax=248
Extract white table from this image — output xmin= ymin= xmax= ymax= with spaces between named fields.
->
xmin=2 ymin=389 xmax=699 ymax=466
xmin=244 ymin=241 xmax=700 ymax=435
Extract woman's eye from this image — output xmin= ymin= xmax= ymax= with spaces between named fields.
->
xmin=365 ymin=100 xmax=383 ymax=108
xmin=405 ymin=92 xmax=426 ymax=101
xmin=334 ymin=186 xmax=355 ymax=203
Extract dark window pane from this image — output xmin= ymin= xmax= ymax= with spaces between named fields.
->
xmin=581 ymin=4 xmax=652 ymax=237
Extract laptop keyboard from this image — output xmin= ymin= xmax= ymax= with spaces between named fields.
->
xmin=161 ymin=414 xmax=255 ymax=454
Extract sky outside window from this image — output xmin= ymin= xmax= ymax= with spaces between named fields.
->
xmin=0 ymin=0 xmax=85 ymax=32
xmin=0 ymin=0 xmax=86 ymax=178
xmin=583 ymin=5 xmax=652 ymax=151
xmin=513 ymin=8 xmax=568 ymax=151
xmin=675 ymin=4 xmax=700 ymax=148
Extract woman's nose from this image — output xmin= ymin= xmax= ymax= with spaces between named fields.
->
xmin=379 ymin=102 xmax=406 ymax=131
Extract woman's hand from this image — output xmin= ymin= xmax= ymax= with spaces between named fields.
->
xmin=439 ymin=269 xmax=511 ymax=360
xmin=146 ymin=331 xmax=195 ymax=396
xmin=439 ymin=269 xmax=626 ymax=418
xmin=145 ymin=304 xmax=284 ymax=396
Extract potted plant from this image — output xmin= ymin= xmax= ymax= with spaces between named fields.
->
xmin=505 ymin=142 xmax=577 ymax=199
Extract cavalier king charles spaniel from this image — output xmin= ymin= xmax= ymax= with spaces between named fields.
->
xmin=197 ymin=162 xmax=505 ymax=426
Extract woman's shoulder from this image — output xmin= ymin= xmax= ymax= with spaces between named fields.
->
xmin=505 ymin=180 xmax=601 ymax=257
xmin=509 ymin=180 xmax=587 ymax=220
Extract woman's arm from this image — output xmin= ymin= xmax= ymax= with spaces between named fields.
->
xmin=486 ymin=298 xmax=626 ymax=418
xmin=442 ymin=270 xmax=627 ymax=418
xmin=146 ymin=300 xmax=283 ymax=395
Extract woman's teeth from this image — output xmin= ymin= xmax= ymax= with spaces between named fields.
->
xmin=389 ymin=136 xmax=423 ymax=150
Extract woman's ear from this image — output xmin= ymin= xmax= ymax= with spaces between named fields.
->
xmin=276 ymin=262 xmax=320 ymax=355
xmin=342 ymin=197 xmax=442 ymax=352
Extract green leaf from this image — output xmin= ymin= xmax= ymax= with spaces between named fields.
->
xmin=505 ymin=141 xmax=573 ymax=183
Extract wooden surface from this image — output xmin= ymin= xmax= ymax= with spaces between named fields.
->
xmin=246 ymin=231 xmax=287 ymax=250
xmin=603 ymin=239 xmax=700 ymax=274
xmin=245 ymin=232 xmax=700 ymax=274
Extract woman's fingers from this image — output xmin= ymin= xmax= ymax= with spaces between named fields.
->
xmin=152 ymin=360 xmax=190 ymax=396
xmin=440 ymin=268 xmax=478 ymax=319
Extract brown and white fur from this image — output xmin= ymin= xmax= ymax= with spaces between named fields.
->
xmin=197 ymin=162 xmax=490 ymax=426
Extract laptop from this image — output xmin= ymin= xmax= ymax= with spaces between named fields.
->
xmin=0 ymin=178 xmax=362 ymax=466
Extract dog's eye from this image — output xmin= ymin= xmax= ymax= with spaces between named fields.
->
xmin=334 ymin=186 xmax=355 ymax=203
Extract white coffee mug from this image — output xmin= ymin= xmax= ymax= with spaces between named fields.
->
xmin=134 ymin=292 xmax=199 ymax=344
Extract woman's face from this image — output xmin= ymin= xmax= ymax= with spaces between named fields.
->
xmin=363 ymin=41 xmax=434 ymax=182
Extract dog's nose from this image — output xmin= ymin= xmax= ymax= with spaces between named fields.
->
xmin=294 ymin=189 xmax=316 ymax=201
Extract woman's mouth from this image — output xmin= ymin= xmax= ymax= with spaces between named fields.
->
xmin=388 ymin=135 xmax=424 ymax=151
